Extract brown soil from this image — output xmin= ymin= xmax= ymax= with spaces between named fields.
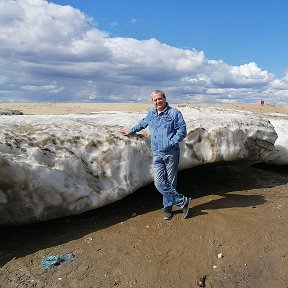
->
xmin=0 ymin=162 xmax=288 ymax=288
xmin=0 ymin=103 xmax=288 ymax=287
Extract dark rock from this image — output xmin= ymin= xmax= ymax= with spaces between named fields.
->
xmin=0 ymin=109 xmax=23 ymax=115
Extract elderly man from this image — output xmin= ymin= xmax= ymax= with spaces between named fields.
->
xmin=121 ymin=90 xmax=190 ymax=220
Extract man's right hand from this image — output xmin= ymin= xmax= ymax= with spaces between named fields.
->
xmin=120 ymin=128 xmax=130 ymax=136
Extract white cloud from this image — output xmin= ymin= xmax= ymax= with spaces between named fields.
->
xmin=130 ymin=18 xmax=143 ymax=24
xmin=108 ymin=21 xmax=119 ymax=27
xmin=207 ymin=61 xmax=274 ymax=87
xmin=0 ymin=0 xmax=287 ymax=103
xmin=22 ymin=81 xmax=64 ymax=93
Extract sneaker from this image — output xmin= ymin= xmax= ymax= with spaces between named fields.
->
xmin=182 ymin=197 xmax=191 ymax=218
xmin=163 ymin=208 xmax=172 ymax=220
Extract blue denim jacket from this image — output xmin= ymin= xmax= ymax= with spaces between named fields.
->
xmin=130 ymin=105 xmax=187 ymax=154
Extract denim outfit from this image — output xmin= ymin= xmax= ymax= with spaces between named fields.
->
xmin=130 ymin=104 xmax=187 ymax=209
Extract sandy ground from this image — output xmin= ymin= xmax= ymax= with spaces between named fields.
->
xmin=1 ymin=102 xmax=288 ymax=115
xmin=0 ymin=103 xmax=288 ymax=288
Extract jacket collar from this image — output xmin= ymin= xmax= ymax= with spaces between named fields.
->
xmin=154 ymin=103 xmax=170 ymax=115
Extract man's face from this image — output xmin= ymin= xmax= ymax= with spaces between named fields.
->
xmin=152 ymin=93 xmax=166 ymax=112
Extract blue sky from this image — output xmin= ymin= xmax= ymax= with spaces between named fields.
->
xmin=0 ymin=0 xmax=288 ymax=103
xmin=50 ymin=0 xmax=288 ymax=77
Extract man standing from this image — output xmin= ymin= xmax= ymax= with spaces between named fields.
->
xmin=121 ymin=90 xmax=190 ymax=220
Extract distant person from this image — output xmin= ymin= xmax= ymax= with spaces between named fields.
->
xmin=120 ymin=90 xmax=190 ymax=220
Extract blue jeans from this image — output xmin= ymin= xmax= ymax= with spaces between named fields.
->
xmin=153 ymin=151 xmax=186 ymax=210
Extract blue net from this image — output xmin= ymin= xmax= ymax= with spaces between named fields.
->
xmin=40 ymin=252 xmax=75 ymax=269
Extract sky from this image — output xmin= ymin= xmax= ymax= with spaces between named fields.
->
xmin=0 ymin=0 xmax=288 ymax=104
